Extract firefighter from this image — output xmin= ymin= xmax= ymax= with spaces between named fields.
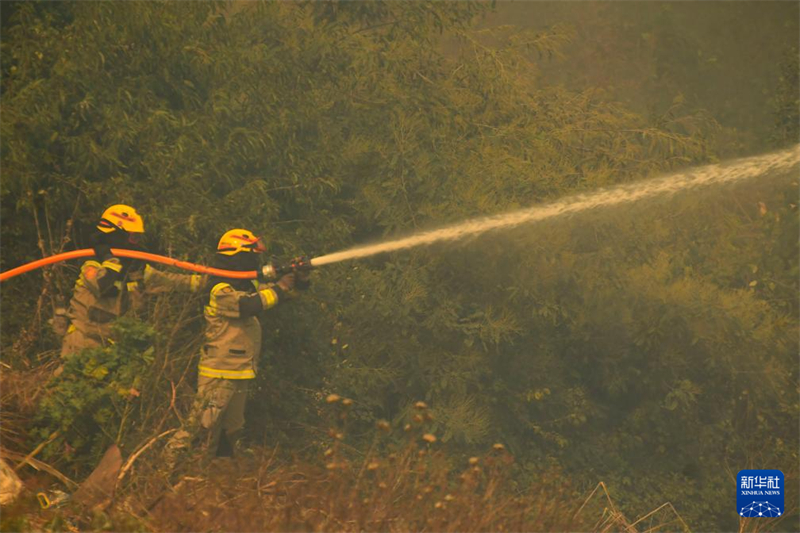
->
xmin=169 ymin=228 xmax=309 ymax=460
xmin=60 ymin=204 xmax=203 ymax=360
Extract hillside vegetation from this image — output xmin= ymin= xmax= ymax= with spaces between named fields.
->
xmin=1 ymin=2 xmax=797 ymax=531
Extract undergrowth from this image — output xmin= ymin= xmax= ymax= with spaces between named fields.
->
xmin=1 ymin=399 xmax=704 ymax=533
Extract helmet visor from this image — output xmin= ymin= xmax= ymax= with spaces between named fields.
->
xmin=247 ymin=238 xmax=266 ymax=253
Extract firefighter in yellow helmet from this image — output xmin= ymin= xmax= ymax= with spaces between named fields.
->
xmin=60 ymin=204 xmax=204 ymax=361
xmin=169 ymin=228 xmax=309 ymax=460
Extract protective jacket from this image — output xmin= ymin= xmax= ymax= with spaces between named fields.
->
xmin=63 ymin=259 xmax=202 ymax=355
xmin=198 ymin=279 xmax=287 ymax=380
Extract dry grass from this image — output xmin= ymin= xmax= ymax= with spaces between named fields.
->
xmin=0 ymin=362 xmax=710 ymax=533
xmin=142 ymin=446 xmax=587 ymax=532
xmin=1 ymin=395 xmax=702 ymax=533
xmin=0 ymin=358 xmax=60 ymax=454
xmin=4 ymin=356 xmax=785 ymax=533
xmin=108 ymin=402 xmax=690 ymax=533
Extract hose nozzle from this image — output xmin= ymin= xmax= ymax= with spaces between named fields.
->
xmin=260 ymin=256 xmax=314 ymax=281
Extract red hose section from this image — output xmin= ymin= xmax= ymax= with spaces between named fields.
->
xmin=0 ymin=248 xmax=257 ymax=282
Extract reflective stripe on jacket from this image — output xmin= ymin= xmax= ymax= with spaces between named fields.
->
xmin=66 ymin=259 xmax=203 ymax=344
xmin=67 ymin=258 xmax=128 ymax=342
xmin=198 ymin=281 xmax=280 ymax=380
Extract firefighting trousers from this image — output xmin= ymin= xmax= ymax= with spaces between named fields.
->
xmin=60 ymin=327 xmax=102 ymax=359
xmin=55 ymin=327 xmax=104 ymax=377
xmin=196 ymin=375 xmax=248 ymax=455
xmin=166 ymin=375 xmax=249 ymax=459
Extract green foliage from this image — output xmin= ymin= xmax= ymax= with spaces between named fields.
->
xmin=34 ymin=318 xmax=157 ymax=468
xmin=1 ymin=2 xmax=797 ymax=531
xmin=772 ymin=47 xmax=800 ymax=146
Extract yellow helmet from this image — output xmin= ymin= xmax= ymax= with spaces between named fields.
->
xmin=97 ymin=204 xmax=145 ymax=234
xmin=216 ymin=228 xmax=266 ymax=255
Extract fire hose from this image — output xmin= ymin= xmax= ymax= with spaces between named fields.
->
xmin=0 ymin=249 xmax=314 ymax=283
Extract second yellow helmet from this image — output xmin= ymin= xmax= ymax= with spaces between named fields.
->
xmin=97 ymin=204 xmax=145 ymax=234
xmin=216 ymin=229 xmax=266 ymax=255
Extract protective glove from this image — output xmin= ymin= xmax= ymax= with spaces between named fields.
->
xmin=292 ymin=257 xmax=312 ymax=290
xmin=277 ymin=273 xmax=296 ymax=292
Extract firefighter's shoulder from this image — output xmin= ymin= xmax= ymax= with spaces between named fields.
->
xmin=80 ymin=260 xmax=103 ymax=280
xmin=210 ymin=282 xmax=236 ymax=295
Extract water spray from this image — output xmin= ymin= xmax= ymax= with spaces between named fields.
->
xmin=1 ymin=145 xmax=797 ymax=282
xmin=311 ymin=145 xmax=800 ymax=266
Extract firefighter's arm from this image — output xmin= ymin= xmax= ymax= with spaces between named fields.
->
xmin=140 ymin=264 xmax=204 ymax=294
xmin=81 ymin=258 xmax=125 ymax=298
xmin=207 ymin=283 xmax=285 ymax=319
xmin=281 ymin=258 xmax=311 ymax=296
xmin=238 ymin=284 xmax=285 ymax=317
xmin=257 ymin=270 xmax=303 ymax=299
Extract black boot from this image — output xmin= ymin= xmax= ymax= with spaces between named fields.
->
xmin=216 ymin=430 xmax=234 ymax=458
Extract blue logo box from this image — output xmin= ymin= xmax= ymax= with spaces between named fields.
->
xmin=737 ymin=469 xmax=783 ymax=518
